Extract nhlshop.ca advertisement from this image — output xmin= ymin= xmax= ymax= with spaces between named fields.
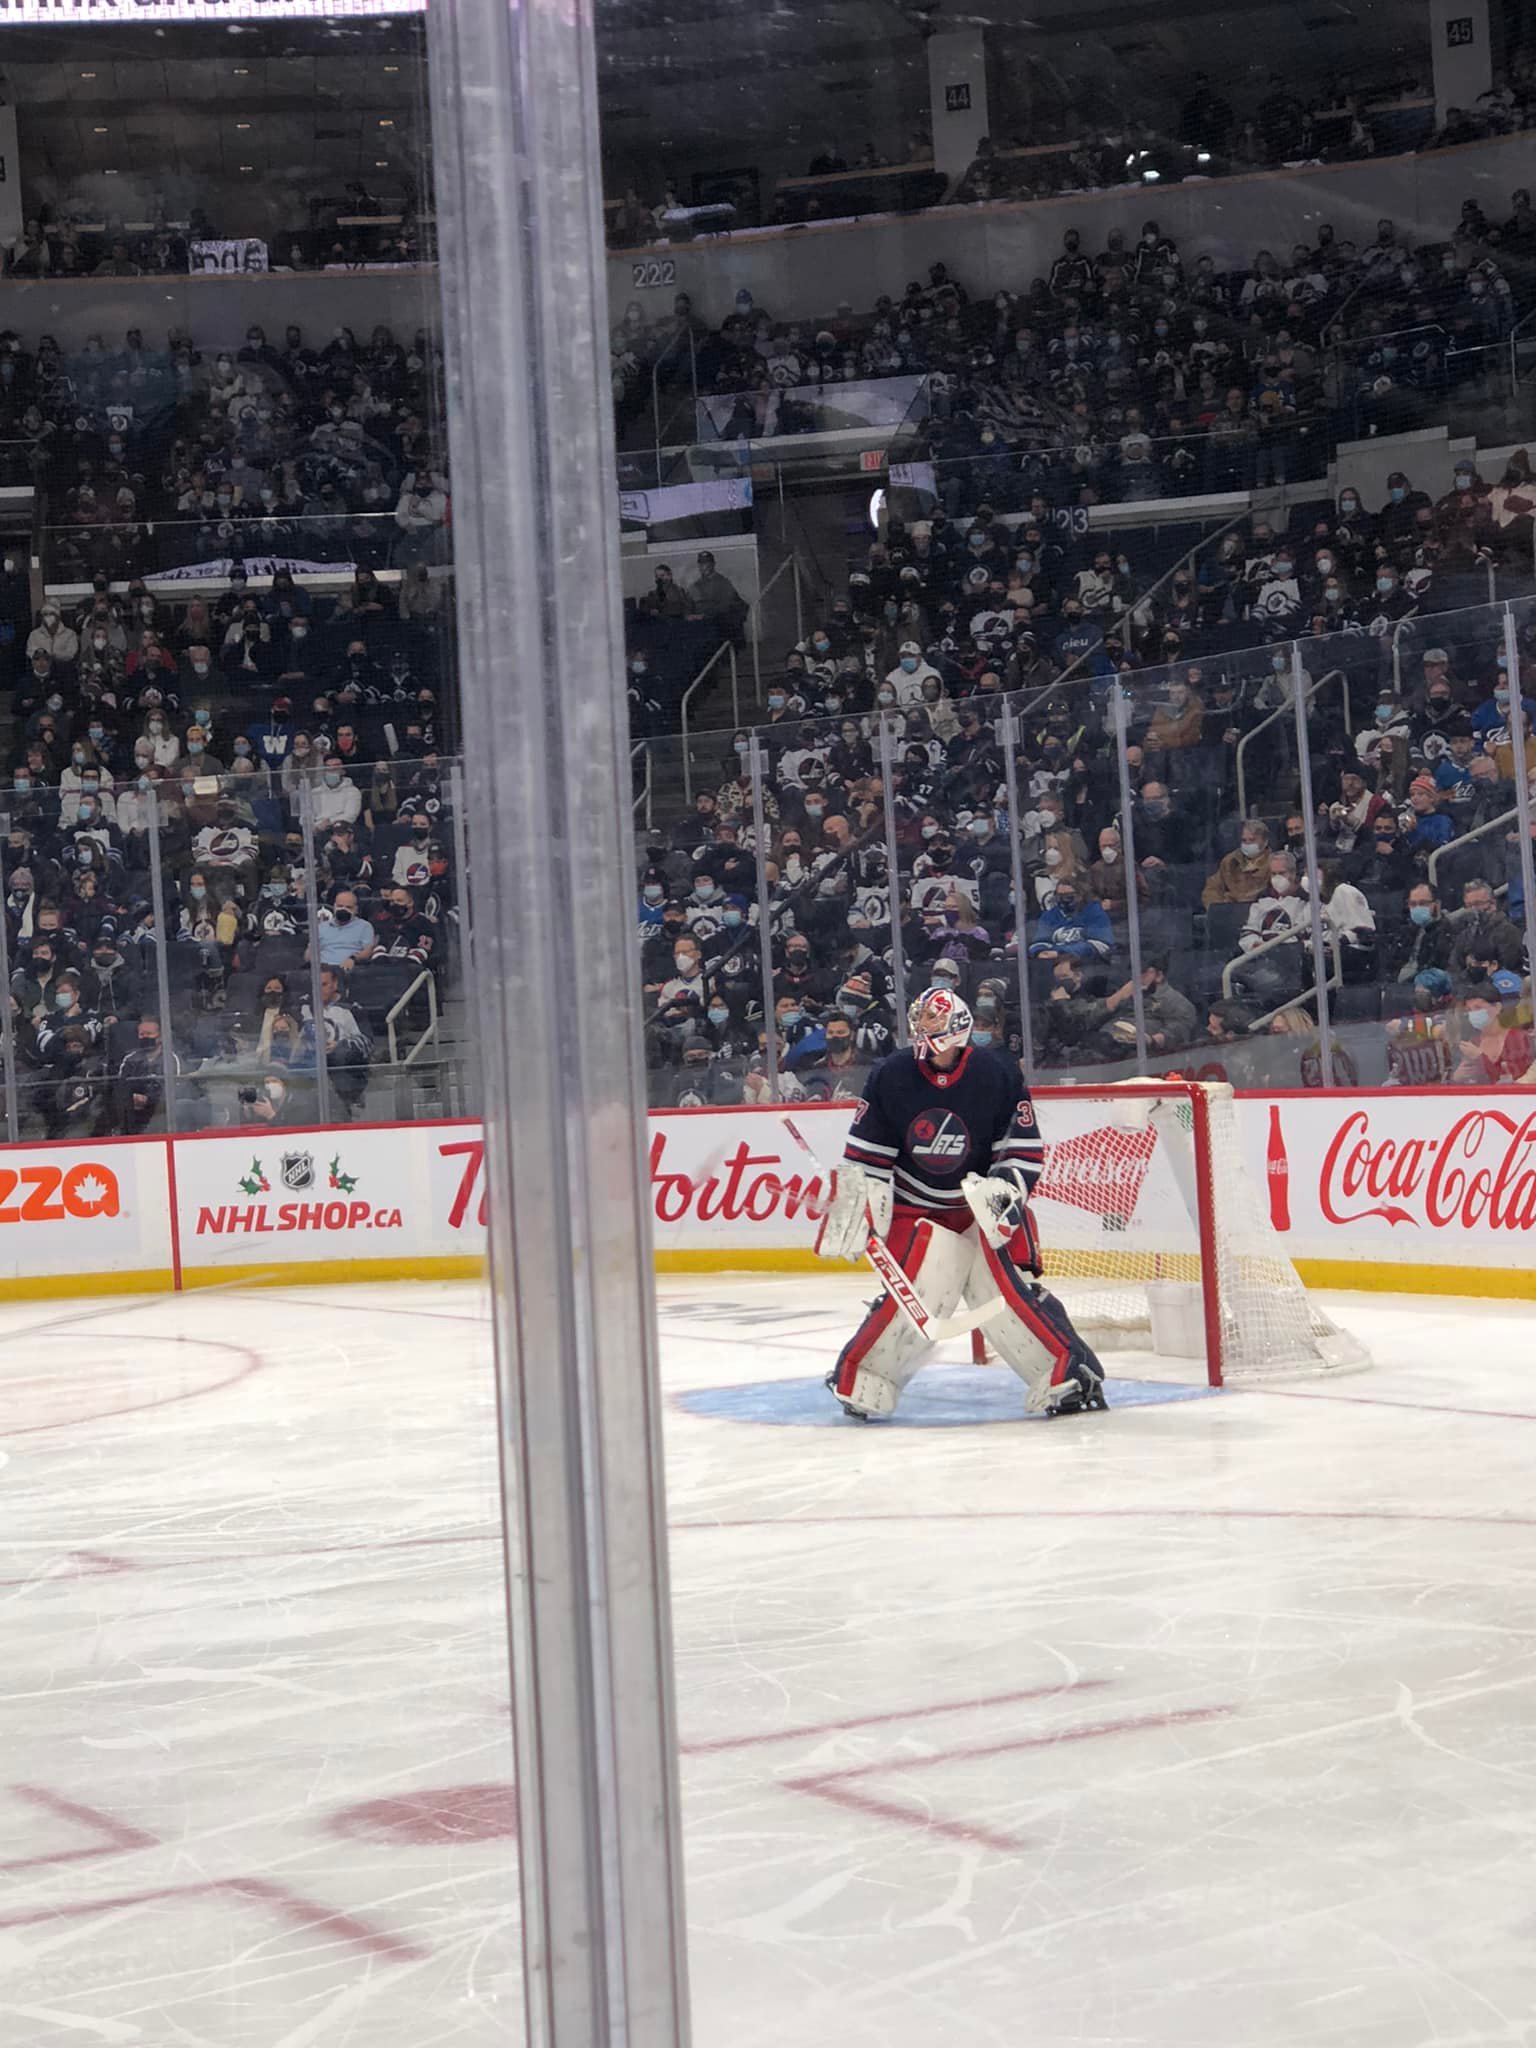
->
xmin=175 ymin=1126 xmax=419 ymax=1275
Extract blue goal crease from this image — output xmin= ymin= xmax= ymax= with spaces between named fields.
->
xmin=674 ymin=1365 xmax=1215 ymax=1427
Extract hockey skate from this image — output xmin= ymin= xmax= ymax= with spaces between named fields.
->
xmin=1041 ymin=1353 xmax=1109 ymax=1417
xmin=823 ymin=1367 xmax=885 ymax=1422
xmin=1020 ymin=1284 xmax=1109 ymax=1416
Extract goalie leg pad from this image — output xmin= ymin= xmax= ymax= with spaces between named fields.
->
xmin=815 ymin=1161 xmax=893 ymax=1261
xmin=827 ymin=1214 xmax=969 ymax=1418
xmin=965 ymin=1235 xmax=1108 ymax=1415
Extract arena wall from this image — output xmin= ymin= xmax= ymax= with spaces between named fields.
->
xmin=2 ymin=1091 xmax=1534 ymax=1303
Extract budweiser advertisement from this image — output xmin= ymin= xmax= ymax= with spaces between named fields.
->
xmin=0 ymin=1138 xmax=172 ymax=1288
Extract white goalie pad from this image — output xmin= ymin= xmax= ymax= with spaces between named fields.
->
xmin=815 ymin=1162 xmax=892 ymax=1261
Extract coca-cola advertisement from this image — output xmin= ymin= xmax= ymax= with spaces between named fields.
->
xmin=1242 ymin=1094 xmax=1536 ymax=1268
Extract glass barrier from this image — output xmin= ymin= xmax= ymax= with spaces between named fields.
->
xmin=2 ymin=744 xmax=469 ymax=1141
xmin=635 ymin=590 xmax=1536 ymax=1103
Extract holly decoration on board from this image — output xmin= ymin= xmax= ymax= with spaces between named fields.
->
xmin=328 ymin=1154 xmax=358 ymax=1193
xmin=238 ymin=1159 xmax=270 ymax=1196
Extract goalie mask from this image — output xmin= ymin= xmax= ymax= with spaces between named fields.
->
xmin=908 ymin=984 xmax=973 ymax=1061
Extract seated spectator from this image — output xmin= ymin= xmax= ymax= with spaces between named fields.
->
xmin=1387 ymin=882 xmax=1457 ymax=980
xmin=312 ymin=756 xmax=364 ymax=831
xmin=1027 ymin=876 xmax=1113 ymax=969
xmin=1451 ymin=969 xmax=1534 ymax=1083
xmin=302 ymin=965 xmax=373 ymax=1118
xmin=315 ymin=889 xmax=377 ymax=972
xmin=1448 ymin=876 xmax=1524 ymax=973
xmin=1230 ymin=851 xmax=1309 ymax=1004
xmin=1400 ymin=774 xmax=1455 ymax=857
xmin=1202 ymin=821 xmax=1272 ymax=905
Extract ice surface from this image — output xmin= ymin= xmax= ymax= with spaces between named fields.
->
xmin=4 ymin=1273 xmax=1536 ymax=2046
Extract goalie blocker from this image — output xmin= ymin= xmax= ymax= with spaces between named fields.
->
xmin=814 ymin=987 xmax=1106 ymax=1422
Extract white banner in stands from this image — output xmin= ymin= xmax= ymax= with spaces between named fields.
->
xmin=695 ymin=374 xmax=929 ymax=443
xmin=189 ymin=239 xmax=269 ymax=276
xmin=0 ymin=1138 xmax=171 ymax=1285
xmin=617 ymin=479 xmax=753 ymax=526
xmin=145 ymin=556 xmax=345 ymax=585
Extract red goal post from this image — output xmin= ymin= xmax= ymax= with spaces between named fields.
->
xmin=972 ymin=1079 xmax=1367 ymax=1389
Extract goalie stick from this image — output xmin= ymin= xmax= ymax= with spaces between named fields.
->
xmin=783 ymin=1115 xmax=1005 ymax=1346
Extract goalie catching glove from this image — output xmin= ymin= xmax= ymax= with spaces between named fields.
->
xmin=815 ymin=1160 xmax=893 ymax=1261
xmin=962 ymin=1170 xmax=1042 ymax=1274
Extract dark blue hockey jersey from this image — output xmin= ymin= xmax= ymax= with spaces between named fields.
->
xmin=843 ymin=1045 xmax=1045 ymax=1227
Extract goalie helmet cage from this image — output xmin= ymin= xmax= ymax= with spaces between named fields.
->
xmin=1009 ymin=1079 xmax=1369 ymax=1387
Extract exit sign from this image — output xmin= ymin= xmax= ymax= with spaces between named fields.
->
xmin=860 ymin=450 xmax=887 ymax=472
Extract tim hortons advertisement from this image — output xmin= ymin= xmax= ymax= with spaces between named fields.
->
xmin=0 ymin=1139 xmax=171 ymax=1286
xmin=1246 ymin=1094 xmax=1536 ymax=1268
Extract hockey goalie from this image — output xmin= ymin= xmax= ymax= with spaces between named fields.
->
xmin=816 ymin=985 xmax=1108 ymax=1422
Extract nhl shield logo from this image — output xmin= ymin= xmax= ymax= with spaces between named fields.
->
xmin=280 ymin=1151 xmax=315 ymax=1192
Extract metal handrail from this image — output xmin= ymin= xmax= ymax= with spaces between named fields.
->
xmin=1427 ymin=801 xmax=1521 ymax=895
xmin=630 ymin=738 xmax=653 ymax=830
xmin=650 ymin=321 xmax=698 ymax=475
xmin=749 ymin=551 xmax=805 ymax=704
xmin=385 ymin=967 xmax=439 ymax=1066
xmin=1235 ymin=666 xmax=1348 ymax=818
xmin=1053 ymin=506 xmax=1252 ymax=693
xmin=1222 ymin=921 xmax=1343 ymax=1025
xmin=680 ymin=640 xmax=737 ymax=800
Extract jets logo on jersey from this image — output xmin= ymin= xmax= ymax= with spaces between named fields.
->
xmin=906 ymin=1109 xmax=972 ymax=1169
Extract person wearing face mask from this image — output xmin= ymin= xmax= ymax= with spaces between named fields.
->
xmin=1376 ymin=469 xmax=1431 ymax=548
xmin=886 ymin=639 xmax=941 ymax=706
xmin=1231 ymin=852 xmax=1309 ymax=1001
xmin=1452 ymin=969 xmax=1534 ymax=1083
xmin=1470 ymin=657 xmax=1536 ymax=752
xmin=309 ymin=753 xmax=363 ymax=832
xmin=1355 ymin=689 xmax=1412 ymax=770
xmin=793 ymin=1011 xmax=870 ymax=1101
xmin=1387 ymin=883 xmax=1458 ymax=980
xmin=1448 ymin=878 xmax=1525 ymax=976
xmin=1212 ymin=819 xmax=1277 ymax=909
xmin=25 ymin=601 xmax=79 ymax=667
xmin=1027 ymin=874 xmax=1114 ymax=972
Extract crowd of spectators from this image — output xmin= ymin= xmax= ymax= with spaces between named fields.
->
xmin=1 ymin=569 xmax=459 ymax=1138
xmin=0 ymin=318 xmax=450 ymax=582
xmin=636 ymin=487 xmax=1536 ymax=1103
xmin=618 ymin=197 xmax=1536 ymax=496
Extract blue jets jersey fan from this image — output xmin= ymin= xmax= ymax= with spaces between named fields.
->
xmin=816 ymin=986 xmax=1106 ymax=1423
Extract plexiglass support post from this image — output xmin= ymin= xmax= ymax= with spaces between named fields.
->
xmin=997 ymin=707 xmax=1036 ymax=1079
xmin=876 ymin=711 xmax=909 ymax=1042
xmin=747 ymin=740 xmax=780 ymax=1100
xmin=144 ymin=794 xmax=181 ymax=1132
xmin=297 ymin=776 xmax=333 ymax=1128
xmin=1111 ymin=688 xmax=1150 ymax=1068
xmin=428 ymin=2 xmax=692 ymax=2044
xmin=1290 ymin=643 xmax=1336 ymax=1087
xmin=0 ymin=813 xmax=18 ymax=1143
xmin=1502 ymin=608 xmax=1536 ymax=990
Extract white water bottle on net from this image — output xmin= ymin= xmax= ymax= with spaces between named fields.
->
xmin=1023 ymin=1081 xmax=1368 ymax=1387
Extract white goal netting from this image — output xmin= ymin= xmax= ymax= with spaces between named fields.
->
xmin=1029 ymin=1083 xmax=1369 ymax=1385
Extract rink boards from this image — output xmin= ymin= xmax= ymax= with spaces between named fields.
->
xmin=1 ymin=1091 xmax=1535 ymax=1300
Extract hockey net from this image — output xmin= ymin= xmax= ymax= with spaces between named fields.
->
xmin=1024 ymin=1081 xmax=1368 ymax=1387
